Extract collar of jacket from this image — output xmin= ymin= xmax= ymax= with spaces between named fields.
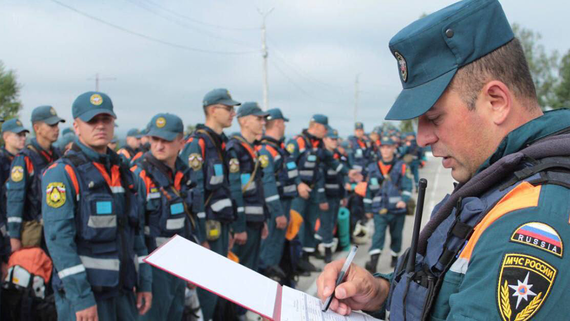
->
xmin=477 ymin=109 xmax=570 ymax=174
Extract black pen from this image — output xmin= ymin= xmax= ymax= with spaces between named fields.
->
xmin=322 ymin=245 xmax=359 ymax=312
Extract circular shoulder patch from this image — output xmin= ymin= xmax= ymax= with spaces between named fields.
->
xmin=156 ymin=117 xmax=166 ymax=128
xmin=46 ymin=182 xmax=66 ymax=208
xmin=11 ymin=166 xmax=24 ymax=182
xmin=90 ymin=94 xmax=103 ymax=106
xmin=188 ymin=153 xmax=203 ymax=171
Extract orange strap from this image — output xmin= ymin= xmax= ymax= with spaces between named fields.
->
xmin=401 ymin=163 xmax=407 ymax=176
xmin=295 ymin=137 xmax=306 ymax=151
xmin=64 ymin=165 xmax=80 ymax=195
xmin=93 ymin=163 xmax=122 ymax=189
xmin=174 ymin=172 xmax=184 ymax=191
xmin=24 ymin=156 xmax=34 ymax=174
xmin=378 ymin=162 xmax=392 ymax=176
xmin=459 ymin=182 xmax=541 ymax=261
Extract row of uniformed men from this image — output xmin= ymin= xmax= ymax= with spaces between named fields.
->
xmin=0 ymin=88 xmax=422 ymax=321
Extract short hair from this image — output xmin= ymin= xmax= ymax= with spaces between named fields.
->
xmin=265 ymin=119 xmax=277 ymax=130
xmin=448 ymin=38 xmax=538 ymax=111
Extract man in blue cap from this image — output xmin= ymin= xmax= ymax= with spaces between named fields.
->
xmin=287 ymin=115 xmax=361 ymax=273
xmin=7 ymin=105 xmax=64 ymax=252
xmin=226 ymin=102 xmax=269 ymax=272
xmin=400 ymin=132 xmax=425 ymax=190
xmin=364 ymin=136 xmax=413 ymax=273
xmin=318 ymin=127 xmax=349 ymax=263
xmin=318 ymin=0 xmax=570 ymax=319
xmin=134 ymin=113 xmax=197 ymax=321
xmin=117 ymin=128 xmax=142 ymax=163
xmin=0 ymin=119 xmax=28 ymax=259
xmin=347 ymin=122 xmax=373 ymax=173
xmin=258 ymin=108 xmax=301 ymax=283
xmin=179 ymin=88 xmax=240 ymax=320
xmin=42 ymin=92 xmax=152 ymax=320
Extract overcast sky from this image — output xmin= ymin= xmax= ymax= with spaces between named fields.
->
xmin=0 ymin=0 xmax=567 ymax=138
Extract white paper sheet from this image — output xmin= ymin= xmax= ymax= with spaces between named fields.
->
xmin=280 ymin=286 xmax=383 ymax=321
xmin=143 ymin=235 xmax=278 ymax=319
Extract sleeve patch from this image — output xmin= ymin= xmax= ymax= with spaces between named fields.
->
xmin=46 ymin=182 xmax=66 ymax=208
xmin=11 ymin=166 xmax=24 ymax=182
xmin=188 ymin=153 xmax=203 ymax=171
xmin=229 ymin=158 xmax=240 ymax=173
xmin=497 ymin=253 xmax=556 ymax=321
xmin=286 ymin=143 xmax=296 ymax=154
xmin=259 ymin=155 xmax=269 ymax=168
xmin=510 ymin=222 xmax=563 ymax=258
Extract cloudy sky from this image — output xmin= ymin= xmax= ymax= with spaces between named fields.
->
xmin=0 ymin=0 xmax=567 ymax=138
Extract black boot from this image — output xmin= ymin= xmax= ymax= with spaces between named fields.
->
xmin=324 ymin=247 xmax=333 ymax=263
xmin=391 ymin=255 xmax=399 ymax=268
xmin=297 ymin=252 xmax=320 ymax=273
xmin=365 ymin=254 xmax=380 ymax=274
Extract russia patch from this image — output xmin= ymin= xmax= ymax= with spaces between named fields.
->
xmin=510 ymin=222 xmax=563 ymax=257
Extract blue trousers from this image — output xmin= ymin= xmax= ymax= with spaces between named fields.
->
xmin=318 ymin=197 xmax=340 ymax=247
xmin=54 ymin=290 xmax=137 ymax=321
xmin=233 ymin=224 xmax=263 ymax=271
xmin=369 ymin=212 xmax=406 ymax=256
xmin=259 ymin=198 xmax=292 ymax=270
xmin=291 ymin=195 xmax=321 ymax=254
xmin=139 ymin=268 xmax=185 ymax=321
xmin=197 ymin=221 xmax=230 ymax=321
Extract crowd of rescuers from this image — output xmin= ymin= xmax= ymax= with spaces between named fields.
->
xmin=0 ymin=85 xmax=426 ymax=320
xmin=0 ymin=0 xmax=566 ymax=320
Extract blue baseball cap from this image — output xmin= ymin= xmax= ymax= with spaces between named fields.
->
xmin=311 ymin=114 xmax=328 ymax=126
xmin=127 ymin=128 xmax=142 ymax=138
xmin=147 ymin=113 xmax=184 ymax=141
xmin=385 ymin=0 xmax=514 ymax=120
xmin=266 ymin=108 xmax=289 ymax=122
xmin=31 ymin=105 xmax=65 ymax=125
xmin=236 ymin=102 xmax=269 ymax=118
xmin=72 ymin=92 xmax=117 ymax=122
xmin=355 ymin=122 xmax=364 ymax=130
xmin=326 ymin=126 xmax=339 ymax=139
xmin=1 ymin=119 xmax=29 ymax=134
xmin=380 ymin=136 xmax=396 ymax=146
xmin=203 ymin=88 xmax=241 ymax=108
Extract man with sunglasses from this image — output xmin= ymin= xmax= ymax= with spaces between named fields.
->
xmin=7 ymin=105 xmax=64 ymax=252
xmin=180 ymin=88 xmax=240 ymax=321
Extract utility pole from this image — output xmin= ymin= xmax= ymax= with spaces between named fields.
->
xmin=87 ymin=73 xmax=116 ymax=91
xmin=259 ymin=7 xmax=274 ymax=111
xmin=354 ymin=74 xmax=360 ymax=123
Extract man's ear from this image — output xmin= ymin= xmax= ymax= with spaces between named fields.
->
xmin=482 ymin=80 xmax=512 ymax=125
xmin=73 ymin=120 xmax=80 ymax=137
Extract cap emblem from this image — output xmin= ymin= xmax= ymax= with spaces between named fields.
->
xmin=90 ymin=94 xmax=103 ymax=106
xmin=394 ymin=51 xmax=408 ymax=83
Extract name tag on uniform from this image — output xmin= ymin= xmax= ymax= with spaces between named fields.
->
xmin=287 ymin=162 xmax=296 ymax=169
xmin=307 ymin=155 xmax=317 ymax=162
xmin=371 ymin=178 xmax=379 ymax=185
xmin=214 ymin=164 xmax=223 ymax=176
xmin=241 ymin=174 xmax=251 ymax=186
xmin=96 ymin=201 xmax=112 ymax=215
xmin=170 ymin=203 xmax=184 ymax=215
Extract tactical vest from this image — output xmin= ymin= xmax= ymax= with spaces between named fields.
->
xmin=260 ymin=139 xmax=298 ymax=199
xmin=54 ymin=148 xmax=140 ymax=293
xmin=227 ymin=137 xmax=266 ymax=223
xmin=294 ymin=134 xmax=326 ymax=185
xmin=193 ymin=129 xmax=235 ymax=223
xmin=139 ymin=156 xmax=196 ymax=251
xmin=0 ymin=150 xmax=13 ymax=238
xmin=387 ymin=151 xmax=570 ymax=320
xmin=324 ymin=151 xmax=346 ymax=198
xmin=367 ymin=160 xmax=408 ymax=215
xmin=20 ymin=145 xmax=59 ymax=222
xmin=348 ymin=136 xmax=372 ymax=172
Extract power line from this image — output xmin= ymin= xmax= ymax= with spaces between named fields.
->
xmin=124 ymin=0 xmax=258 ymax=49
xmin=270 ymin=60 xmax=346 ymax=106
xmin=49 ymin=0 xmax=260 ymax=55
xmin=141 ymin=0 xmax=260 ymax=31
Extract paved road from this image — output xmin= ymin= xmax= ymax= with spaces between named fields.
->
xmin=298 ymin=152 xmax=455 ymax=296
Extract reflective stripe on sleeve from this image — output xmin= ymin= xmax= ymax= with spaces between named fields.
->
xmin=265 ymin=194 xmax=280 ymax=203
xmin=7 ymin=217 xmax=22 ymax=223
xmin=245 ymin=206 xmax=264 ymax=215
xmin=210 ymin=198 xmax=232 ymax=212
xmin=58 ymin=264 xmax=86 ymax=279
xmin=79 ymin=256 xmax=120 ymax=271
